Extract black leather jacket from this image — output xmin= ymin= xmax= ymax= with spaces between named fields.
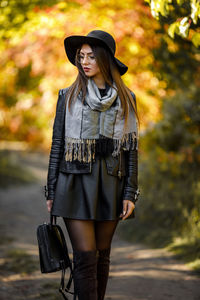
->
xmin=45 ymin=88 xmax=140 ymax=203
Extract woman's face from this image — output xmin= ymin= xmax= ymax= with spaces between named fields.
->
xmin=79 ymin=44 xmax=101 ymax=78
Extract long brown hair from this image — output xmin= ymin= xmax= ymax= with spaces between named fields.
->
xmin=65 ymin=43 xmax=139 ymax=126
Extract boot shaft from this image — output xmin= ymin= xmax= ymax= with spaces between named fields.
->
xmin=97 ymin=247 xmax=111 ymax=300
xmin=73 ymin=249 xmax=98 ymax=300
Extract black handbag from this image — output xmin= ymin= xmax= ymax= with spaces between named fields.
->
xmin=37 ymin=215 xmax=75 ymax=300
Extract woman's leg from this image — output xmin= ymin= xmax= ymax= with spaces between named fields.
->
xmin=63 ymin=219 xmax=97 ymax=300
xmin=64 ymin=219 xmax=96 ymax=251
xmin=95 ymin=220 xmax=119 ymax=250
xmin=95 ymin=220 xmax=119 ymax=300
xmin=63 ymin=219 xmax=118 ymax=300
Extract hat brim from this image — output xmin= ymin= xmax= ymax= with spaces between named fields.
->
xmin=64 ymin=35 xmax=128 ymax=76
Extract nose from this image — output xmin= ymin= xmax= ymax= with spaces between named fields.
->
xmin=82 ymin=56 xmax=89 ymax=65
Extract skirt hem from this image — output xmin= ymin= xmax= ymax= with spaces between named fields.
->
xmin=51 ymin=213 xmax=134 ymax=221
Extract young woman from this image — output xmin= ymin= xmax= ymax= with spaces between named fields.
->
xmin=45 ymin=30 xmax=140 ymax=300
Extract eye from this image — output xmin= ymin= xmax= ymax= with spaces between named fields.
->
xmin=89 ymin=56 xmax=95 ymax=60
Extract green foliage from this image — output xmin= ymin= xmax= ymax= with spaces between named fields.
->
xmin=1 ymin=248 xmax=38 ymax=274
xmin=120 ymin=86 xmax=200 ymax=265
xmin=120 ymin=89 xmax=200 ymax=266
xmin=0 ymin=150 xmax=38 ymax=187
xmin=168 ymin=17 xmax=190 ymax=39
xmin=0 ymin=0 xmax=61 ymax=40
xmin=151 ymin=38 xmax=198 ymax=90
xmin=145 ymin=0 xmax=200 ymax=47
xmin=119 ymin=5 xmax=200 ymax=266
xmin=192 ymin=32 xmax=200 ymax=47
xmin=168 ymin=237 xmax=200 ymax=274
xmin=145 ymin=0 xmax=172 ymax=19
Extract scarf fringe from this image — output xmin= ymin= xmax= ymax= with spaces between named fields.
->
xmin=65 ymin=132 xmax=138 ymax=163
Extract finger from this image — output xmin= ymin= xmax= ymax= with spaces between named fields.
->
xmin=119 ymin=200 xmax=129 ymax=218
xmin=122 ymin=202 xmax=135 ymax=220
xmin=122 ymin=200 xmax=128 ymax=217
xmin=120 ymin=200 xmax=135 ymax=219
xmin=122 ymin=206 xmax=133 ymax=220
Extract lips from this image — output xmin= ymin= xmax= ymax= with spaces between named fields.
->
xmin=83 ymin=67 xmax=90 ymax=72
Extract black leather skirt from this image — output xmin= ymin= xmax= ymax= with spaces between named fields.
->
xmin=51 ymin=154 xmax=135 ymax=221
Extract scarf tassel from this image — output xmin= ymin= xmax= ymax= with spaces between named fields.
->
xmin=65 ymin=132 xmax=138 ymax=163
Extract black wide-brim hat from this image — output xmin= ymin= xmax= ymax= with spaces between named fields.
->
xmin=64 ymin=30 xmax=128 ymax=76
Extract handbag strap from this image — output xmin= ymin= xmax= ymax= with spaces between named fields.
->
xmin=49 ymin=213 xmax=72 ymax=271
xmin=59 ymin=260 xmax=76 ymax=300
xmin=50 ymin=213 xmax=57 ymax=225
xmin=54 ymin=223 xmax=72 ymax=269
xmin=49 ymin=215 xmax=75 ymax=299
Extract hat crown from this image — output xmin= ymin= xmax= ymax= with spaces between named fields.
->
xmin=87 ymin=30 xmax=116 ymax=55
xmin=64 ymin=30 xmax=128 ymax=75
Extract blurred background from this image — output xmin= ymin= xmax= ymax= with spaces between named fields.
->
xmin=0 ymin=0 xmax=200 ymax=275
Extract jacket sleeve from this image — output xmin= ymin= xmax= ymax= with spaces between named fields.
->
xmin=123 ymin=149 xmax=140 ymax=203
xmin=122 ymin=91 xmax=140 ymax=204
xmin=44 ymin=89 xmax=65 ymax=201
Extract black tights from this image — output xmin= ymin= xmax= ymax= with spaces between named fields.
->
xmin=63 ymin=219 xmax=119 ymax=251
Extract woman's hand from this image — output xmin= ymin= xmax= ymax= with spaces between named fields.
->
xmin=120 ymin=200 xmax=135 ymax=220
xmin=46 ymin=200 xmax=53 ymax=213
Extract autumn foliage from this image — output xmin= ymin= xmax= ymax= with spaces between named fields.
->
xmin=0 ymin=0 xmax=163 ymax=148
xmin=0 ymin=0 xmax=200 ymax=268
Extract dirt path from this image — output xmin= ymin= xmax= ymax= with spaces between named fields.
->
xmin=0 ymin=151 xmax=199 ymax=300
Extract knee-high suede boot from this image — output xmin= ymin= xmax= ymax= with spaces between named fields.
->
xmin=97 ymin=247 xmax=111 ymax=300
xmin=73 ymin=250 xmax=98 ymax=300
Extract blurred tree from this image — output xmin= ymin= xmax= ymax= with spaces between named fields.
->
xmin=0 ymin=0 xmax=162 ymax=148
xmin=0 ymin=0 xmax=61 ymax=39
xmin=119 ymin=0 xmax=200 ymax=260
xmin=1 ymin=0 xmax=200 ymax=265
xmin=145 ymin=0 xmax=200 ymax=47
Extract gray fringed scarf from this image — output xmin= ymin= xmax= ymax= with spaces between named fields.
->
xmin=65 ymin=78 xmax=138 ymax=163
